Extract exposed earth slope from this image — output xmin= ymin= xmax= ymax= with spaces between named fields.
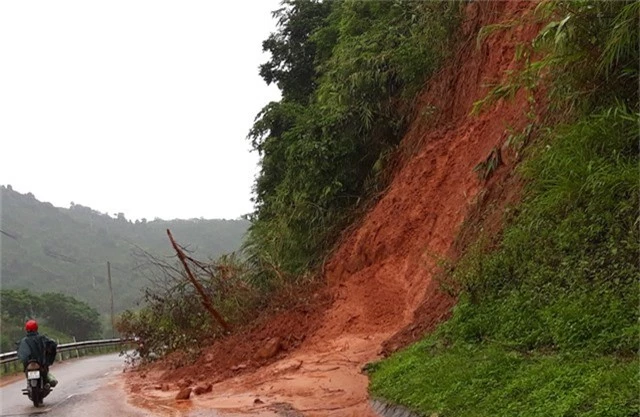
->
xmin=127 ymin=2 xmax=543 ymax=415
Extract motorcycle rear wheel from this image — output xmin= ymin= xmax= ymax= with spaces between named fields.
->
xmin=31 ymin=390 xmax=42 ymax=407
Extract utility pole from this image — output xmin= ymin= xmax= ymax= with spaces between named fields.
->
xmin=107 ymin=261 xmax=115 ymax=338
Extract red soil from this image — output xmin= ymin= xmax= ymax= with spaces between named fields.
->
xmin=126 ymin=2 xmax=544 ymax=416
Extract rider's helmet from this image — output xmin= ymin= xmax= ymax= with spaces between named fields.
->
xmin=25 ymin=319 xmax=38 ymax=332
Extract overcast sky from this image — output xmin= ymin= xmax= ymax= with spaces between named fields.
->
xmin=0 ymin=0 xmax=282 ymax=221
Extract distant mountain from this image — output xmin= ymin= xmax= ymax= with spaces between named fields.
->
xmin=0 ymin=185 xmax=249 ymax=314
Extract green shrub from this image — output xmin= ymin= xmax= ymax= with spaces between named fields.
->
xmin=115 ymin=252 xmax=259 ymax=360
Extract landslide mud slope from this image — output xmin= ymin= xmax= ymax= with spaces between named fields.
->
xmin=128 ymin=2 xmax=542 ymax=416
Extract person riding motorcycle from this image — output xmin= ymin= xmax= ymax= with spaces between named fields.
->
xmin=17 ymin=320 xmax=58 ymax=388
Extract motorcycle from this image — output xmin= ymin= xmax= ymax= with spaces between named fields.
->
xmin=21 ymin=360 xmax=52 ymax=407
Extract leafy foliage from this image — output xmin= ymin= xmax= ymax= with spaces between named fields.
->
xmin=0 ymin=289 xmax=102 ymax=352
xmin=260 ymin=0 xmax=333 ymax=103
xmin=40 ymin=292 xmax=103 ymax=341
xmin=247 ymin=0 xmax=461 ymax=283
xmin=473 ymin=0 xmax=639 ymax=116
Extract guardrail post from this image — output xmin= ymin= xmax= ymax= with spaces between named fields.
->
xmin=73 ymin=337 xmax=80 ymax=358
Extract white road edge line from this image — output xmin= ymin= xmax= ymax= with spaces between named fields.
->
xmin=0 ymin=394 xmax=73 ymax=416
xmin=47 ymin=394 xmax=77 ymax=410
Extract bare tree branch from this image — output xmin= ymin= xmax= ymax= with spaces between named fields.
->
xmin=166 ymin=229 xmax=231 ymax=333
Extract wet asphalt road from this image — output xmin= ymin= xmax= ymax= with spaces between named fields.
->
xmin=0 ymin=353 xmax=154 ymax=417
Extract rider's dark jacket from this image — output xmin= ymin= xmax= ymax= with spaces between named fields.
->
xmin=17 ymin=331 xmax=51 ymax=369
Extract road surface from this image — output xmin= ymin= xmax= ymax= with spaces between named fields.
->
xmin=0 ymin=353 xmax=154 ymax=417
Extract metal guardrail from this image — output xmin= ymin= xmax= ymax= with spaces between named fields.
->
xmin=0 ymin=338 xmax=135 ymax=373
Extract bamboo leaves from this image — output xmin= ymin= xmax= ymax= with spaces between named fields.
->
xmin=246 ymin=1 xmax=460 ymax=281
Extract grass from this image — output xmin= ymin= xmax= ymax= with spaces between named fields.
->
xmin=369 ymin=337 xmax=639 ymax=417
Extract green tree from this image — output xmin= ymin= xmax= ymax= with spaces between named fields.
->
xmin=0 ymin=289 xmax=42 ymax=320
xmin=1 ymin=289 xmax=104 ymax=350
xmin=259 ymin=0 xmax=333 ymax=104
xmin=246 ymin=0 xmax=460 ymax=282
xmin=39 ymin=293 xmax=102 ymax=340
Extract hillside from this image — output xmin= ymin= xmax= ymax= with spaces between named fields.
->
xmin=123 ymin=1 xmax=638 ymax=416
xmin=0 ymin=185 xmax=249 ymax=314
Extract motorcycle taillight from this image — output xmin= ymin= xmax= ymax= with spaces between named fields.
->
xmin=26 ymin=362 xmax=40 ymax=371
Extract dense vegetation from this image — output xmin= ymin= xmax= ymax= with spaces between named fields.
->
xmin=246 ymin=0 xmax=461 ymax=283
xmin=369 ymin=2 xmax=639 ymax=415
xmin=1 ymin=289 xmax=102 ymax=352
xmin=1 ymin=185 xmax=249 ymax=314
